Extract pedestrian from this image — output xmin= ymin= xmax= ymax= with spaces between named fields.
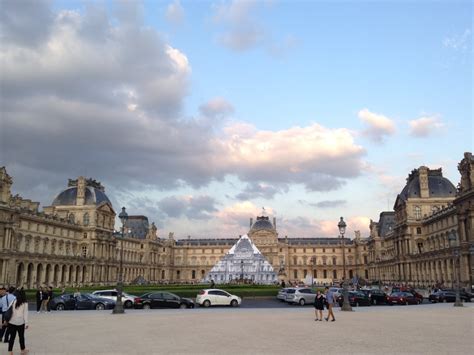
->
xmin=39 ymin=289 xmax=49 ymax=313
xmin=6 ymin=289 xmax=29 ymax=355
xmin=281 ymin=280 xmax=286 ymax=288
xmin=35 ymin=287 xmax=42 ymax=313
xmin=210 ymin=279 xmax=215 ymax=288
xmin=324 ymin=286 xmax=336 ymax=322
xmin=47 ymin=287 xmax=53 ymax=313
xmin=0 ymin=287 xmax=7 ymax=339
xmin=313 ymin=290 xmax=325 ymax=321
xmin=1 ymin=287 xmax=16 ymax=343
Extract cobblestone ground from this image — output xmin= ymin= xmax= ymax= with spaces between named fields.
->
xmin=5 ymin=303 xmax=473 ymax=355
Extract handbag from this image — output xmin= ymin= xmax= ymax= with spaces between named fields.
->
xmin=3 ymin=297 xmax=14 ymax=323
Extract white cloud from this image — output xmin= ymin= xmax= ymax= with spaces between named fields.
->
xmin=443 ymin=29 xmax=471 ymax=52
xmin=358 ymin=108 xmax=396 ymax=143
xmin=408 ymin=116 xmax=444 ymax=137
xmin=166 ymin=0 xmax=185 ymax=25
xmin=199 ymin=97 xmax=234 ymax=119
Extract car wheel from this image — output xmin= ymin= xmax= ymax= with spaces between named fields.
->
xmin=56 ymin=303 xmax=65 ymax=311
xmin=203 ymin=300 xmax=211 ymax=308
xmin=143 ymin=303 xmax=151 ymax=310
xmin=299 ymin=298 xmax=305 ymax=306
xmin=124 ymin=300 xmax=133 ymax=309
xmin=230 ymin=299 xmax=238 ymax=307
xmin=95 ymin=303 xmax=105 ymax=310
xmin=179 ymin=303 xmax=187 ymax=309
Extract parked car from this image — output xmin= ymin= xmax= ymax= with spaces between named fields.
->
xmin=134 ymin=292 xmax=194 ymax=309
xmin=285 ymin=288 xmax=316 ymax=306
xmin=440 ymin=289 xmax=472 ymax=302
xmin=50 ymin=293 xmax=115 ymax=311
xmin=360 ymin=289 xmax=390 ymax=305
xmin=429 ymin=290 xmax=459 ymax=303
xmin=405 ymin=290 xmax=424 ymax=304
xmin=388 ymin=292 xmax=418 ymax=305
xmin=337 ymin=291 xmax=371 ymax=307
xmin=92 ymin=289 xmax=136 ymax=308
xmin=195 ymin=289 xmax=241 ymax=307
xmin=277 ymin=288 xmax=290 ymax=301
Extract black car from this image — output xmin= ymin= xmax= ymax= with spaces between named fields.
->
xmin=440 ymin=289 xmax=472 ymax=302
xmin=360 ymin=289 xmax=390 ymax=305
xmin=430 ymin=290 xmax=471 ymax=303
xmin=337 ymin=291 xmax=371 ymax=307
xmin=50 ymin=293 xmax=116 ymax=311
xmin=134 ymin=292 xmax=195 ymax=309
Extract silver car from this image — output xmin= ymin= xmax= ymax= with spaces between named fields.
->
xmin=277 ymin=288 xmax=290 ymax=301
xmin=92 ymin=290 xmax=136 ymax=308
xmin=285 ymin=287 xmax=316 ymax=306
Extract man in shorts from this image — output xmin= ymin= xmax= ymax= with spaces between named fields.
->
xmin=324 ymin=287 xmax=336 ymax=322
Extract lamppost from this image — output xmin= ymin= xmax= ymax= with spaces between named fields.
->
xmin=376 ymin=256 xmax=381 ymax=290
xmin=113 ymin=206 xmax=128 ymax=314
xmin=338 ymin=217 xmax=352 ymax=311
xmin=448 ymin=230 xmax=463 ymax=307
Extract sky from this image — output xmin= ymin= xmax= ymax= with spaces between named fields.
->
xmin=1 ymin=0 xmax=472 ymax=239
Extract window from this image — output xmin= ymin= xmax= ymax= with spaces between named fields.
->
xmin=68 ymin=213 xmax=75 ymax=223
xmin=293 ymin=270 xmax=297 ymax=278
xmin=416 ymin=227 xmax=422 ymax=235
xmin=414 ymin=206 xmax=421 ymax=220
xmin=192 ymin=270 xmax=196 ymax=279
xmin=332 ymin=248 xmax=335 ymax=253
xmin=323 ymin=270 xmax=327 ymax=278
xmin=322 ymin=248 xmax=326 ymax=253
xmin=279 ymin=248 xmax=282 ymax=252
xmin=81 ymin=246 xmax=87 ymax=257
xmin=303 ymin=269 xmax=307 ymax=277
xmin=83 ymin=213 xmax=89 ymax=226
xmin=349 ymin=270 xmax=353 ymax=279
xmin=333 ymin=270 xmax=337 ymax=279
xmin=83 ymin=233 xmax=87 ymax=239
xmin=161 ymin=270 xmax=165 ymax=279
xmin=364 ymin=255 xmax=368 ymax=264
xmin=176 ymin=270 xmax=180 ymax=279
xmin=332 ymin=257 xmax=337 ymax=265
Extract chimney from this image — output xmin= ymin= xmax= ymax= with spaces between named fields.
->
xmin=250 ymin=218 xmax=253 ymax=228
xmin=76 ymin=176 xmax=86 ymax=206
xmin=418 ymin=166 xmax=429 ymax=198
xmin=273 ymin=217 xmax=276 ymax=229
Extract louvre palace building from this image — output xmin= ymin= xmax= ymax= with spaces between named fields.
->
xmin=0 ymin=152 xmax=472 ymax=290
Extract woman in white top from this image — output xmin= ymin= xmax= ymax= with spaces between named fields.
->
xmin=7 ymin=289 xmax=29 ymax=355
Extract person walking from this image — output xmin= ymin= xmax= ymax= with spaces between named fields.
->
xmin=324 ymin=287 xmax=336 ymax=322
xmin=0 ymin=287 xmax=7 ymax=340
xmin=35 ymin=287 xmax=43 ymax=313
xmin=6 ymin=289 xmax=29 ymax=355
xmin=39 ymin=289 xmax=49 ymax=313
xmin=313 ymin=290 xmax=325 ymax=321
xmin=2 ymin=287 xmax=16 ymax=343
xmin=47 ymin=287 xmax=53 ymax=313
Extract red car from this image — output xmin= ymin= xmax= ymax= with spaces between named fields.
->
xmin=388 ymin=292 xmax=419 ymax=305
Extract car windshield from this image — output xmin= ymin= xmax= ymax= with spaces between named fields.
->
xmin=391 ymin=292 xmax=402 ymax=296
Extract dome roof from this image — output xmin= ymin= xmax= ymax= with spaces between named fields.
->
xmin=250 ymin=216 xmax=274 ymax=231
xmin=397 ymin=168 xmax=456 ymax=203
xmin=52 ymin=186 xmax=111 ymax=206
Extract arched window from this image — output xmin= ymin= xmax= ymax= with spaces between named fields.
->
xmin=83 ymin=213 xmax=90 ymax=226
xmin=68 ymin=213 xmax=75 ymax=223
xmin=332 ymin=257 xmax=337 ymax=265
xmin=81 ymin=245 xmax=87 ymax=257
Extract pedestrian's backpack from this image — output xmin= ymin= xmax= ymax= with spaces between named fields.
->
xmin=4 ymin=296 xmax=14 ymax=323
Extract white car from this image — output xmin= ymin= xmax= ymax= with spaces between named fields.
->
xmin=196 ymin=289 xmax=241 ymax=307
xmin=92 ymin=290 xmax=136 ymax=308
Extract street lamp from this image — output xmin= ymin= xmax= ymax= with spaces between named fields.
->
xmin=113 ymin=206 xmax=128 ymax=314
xmin=338 ymin=217 xmax=352 ymax=311
xmin=448 ymin=230 xmax=463 ymax=307
xmin=376 ymin=256 xmax=381 ymax=290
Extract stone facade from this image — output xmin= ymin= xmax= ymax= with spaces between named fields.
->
xmin=367 ymin=152 xmax=474 ymax=289
xmin=0 ymin=168 xmax=369 ymax=288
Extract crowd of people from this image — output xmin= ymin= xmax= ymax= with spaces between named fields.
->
xmin=0 ymin=286 xmax=29 ymax=355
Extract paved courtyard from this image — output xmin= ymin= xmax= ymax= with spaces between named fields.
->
xmin=6 ymin=303 xmax=473 ymax=355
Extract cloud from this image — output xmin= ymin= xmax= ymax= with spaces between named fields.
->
xmin=158 ymin=195 xmax=218 ymax=220
xmin=199 ymin=97 xmax=235 ymax=119
xmin=211 ymin=0 xmax=295 ymax=54
xmin=408 ymin=116 xmax=444 ymax=137
xmin=235 ymin=182 xmax=288 ymax=200
xmin=311 ymin=200 xmax=347 ymax=208
xmin=214 ymin=122 xmax=366 ymax=191
xmin=166 ymin=0 xmax=185 ymax=25
xmin=358 ymin=108 xmax=396 ymax=143
xmin=443 ymin=29 xmax=471 ymax=52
